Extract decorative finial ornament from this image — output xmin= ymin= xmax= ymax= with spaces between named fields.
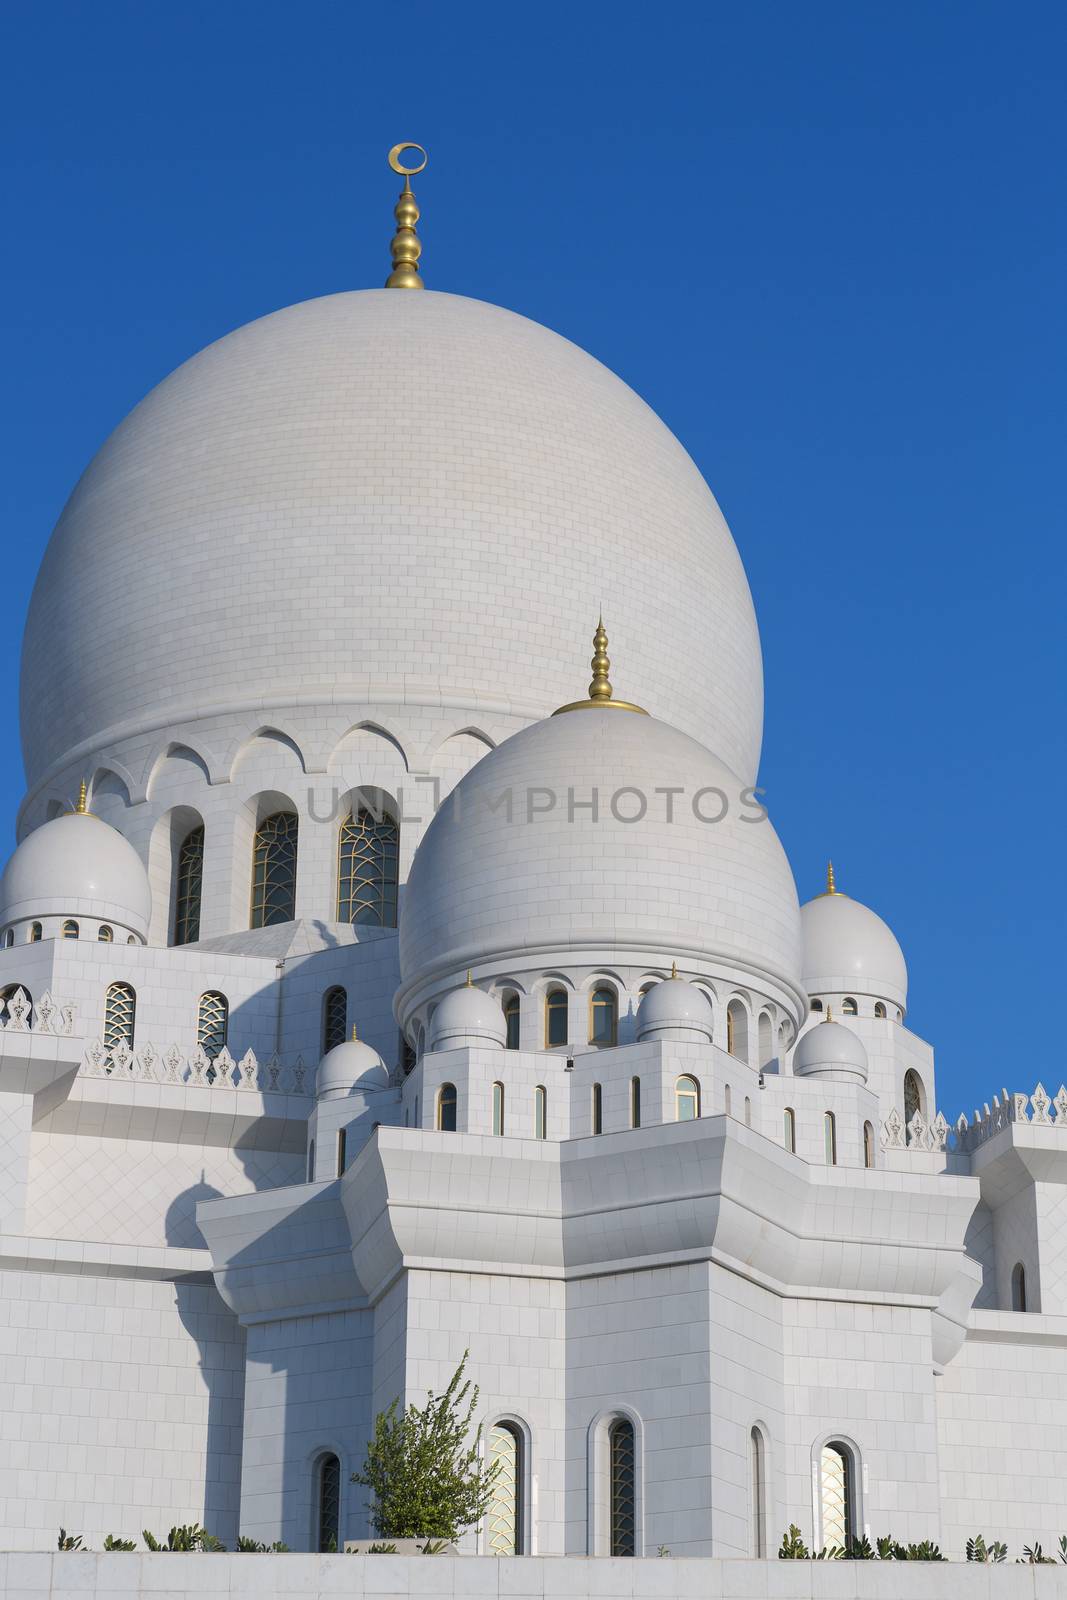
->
xmin=824 ymin=1005 xmax=834 ymax=1023
xmin=75 ymin=779 xmax=89 ymax=815
xmin=351 ymin=1023 xmax=359 ymax=1041
xmin=671 ymin=960 xmax=678 ymax=980
xmin=466 ymin=970 xmax=473 ymax=987
xmin=385 ymin=143 xmax=428 ymax=289
xmin=553 ymin=618 xmax=648 ymax=716
xmin=827 ymin=860 xmax=837 ymax=895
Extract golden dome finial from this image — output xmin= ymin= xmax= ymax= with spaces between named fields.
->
xmin=75 ymin=779 xmax=89 ymax=816
xmin=671 ymin=960 xmax=678 ymax=980
xmin=466 ymin=969 xmax=473 ymax=987
xmin=826 ymin=860 xmax=837 ymax=895
xmin=553 ymin=617 xmax=648 ymax=716
xmin=824 ymin=1005 xmax=834 ymax=1023
xmin=351 ymin=1022 xmax=359 ymax=1042
xmin=385 ymin=143 xmax=428 ymax=289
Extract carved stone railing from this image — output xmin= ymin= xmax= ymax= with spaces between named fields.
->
xmin=81 ymin=1039 xmax=314 ymax=1096
xmin=882 ymin=1084 xmax=1067 ymax=1156
xmin=0 ymin=987 xmax=77 ymax=1036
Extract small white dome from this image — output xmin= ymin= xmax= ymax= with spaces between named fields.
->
xmin=428 ymin=984 xmax=506 ymax=1052
xmin=801 ymin=879 xmax=907 ymax=1013
xmin=316 ymin=1036 xmax=389 ymax=1099
xmin=0 ymin=809 xmax=151 ymax=940
xmin=792 ymin=1016 xmax=869 ymax=1084
xmin=636 ymin=976 xmax=713 ymax=1042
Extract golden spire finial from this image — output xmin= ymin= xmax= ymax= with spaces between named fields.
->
xmin=553 ymin=617 xmax=648 ymax=716
xmin=385 ymin=143 xmax=428 ymax=289
xmin=75 ymin=779 xmax=89 ymax=816
xmin=824 ymin=1005 xmax=833 ymax=1023
xmin=350 ymin=1022 xmax=360 ymax=1042
xmin=827 ymin=860 xmax=837 ymax=895
xmin=671 ymin=960 xmax=678 ymax=980
xmin=466 ymin=970 xmax=473 ymax=987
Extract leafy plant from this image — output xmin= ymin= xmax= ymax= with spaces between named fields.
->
xmin=1060 ymin=1535 xmax=1067 ymax=1564
xmin=967 ymin=1534 xmax=1007 ymax=1562
xmin=1019 ymin=1543 xmax=1055 ymax=1564
xmin=352 ymin=1352 xmax=498 ymax=1541
xmin=102 ymin=1535 xmax=137 ymax=1551
xmin=906 ymin=1541 xmax=946 ymax=1561
xmin=57 ymin=1529 xmax=84 ymax=1551
xmin=142 ymin=1524 xmax=225 ymax=1552
xmin=845 ymin=1535 xmax=875 ymax=1559
xmin=366 ymin=1542 xmax=398 ymax=1554
xmin=236 ymin=1536 xmax=290 ymax=1552
xmin=778 ymin=1524 xmax=809 ymax=1559
xmin=419 ymin=1539 xmax=449 ymax=1554
xmin=657 ymin=1544 xmax=672 ymax=1557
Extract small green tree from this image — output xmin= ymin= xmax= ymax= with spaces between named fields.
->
xmin=352 ymin=1352 xmax=498 ymax=1541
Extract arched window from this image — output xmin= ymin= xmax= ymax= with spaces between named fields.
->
xmin=127 ymin=934 xmax=136 ymax=945
xmin=758 ymin=1011 xmax=773 ymax=1066
xmin=896 ymin=1008 xmax=903 ymax=1022
xmin=863 ymin=1121 xmax=875 ymax=1169
xmin=322 ymin=986 xmax=347 ymax=1053
xmin=336 ymin=1129 xmax=347 ymax=1177
xmin=750 ymin=1427 xmax=767 ymax=1557
xmin=592 ymin=1082 xmax=603 ymax=1135
xmin=487 ymin=1422 xmax=524 ymax=1555
xmin=609 ymin=1418 xmax=636 ymax=1557
xmin=534 ymin=1085 xmax=547 ymax=1140
xmin=629 ymin=1076 xmax=641 ymax=1129
xmin=173 ymin=824 xmax=204 ymax=946
xmin=197 ymin=991 xmax=228 ymax=1061
xmin=545 ymin=987 xmax=568 ymax=1047
xmin=675 ymin=1075 xmax=699 ymax=1121
xmin=337 ymin=806 xmax=399 ymax=927
xmin=904 ymin=1069 xmax=925 ymax=1140
xmin=400 ymin=1033 xmax=416 ymax=1075
xmin=842 ymin=996 xmax=858 ymax=1015
xmin=744 ymin=1095 xmax=752 ymax=1126
xmin=1011 ymin=1262 xmax=1027 ymax=1312
xmin=29 ymin=922 xmax=42 ymax=943
xmin=104 ymin=982 xmax=136 ymax=1057
xmin=307 ymin=1140 xmax=315 ymax=1182
xmin=437 ymin=1083 xmax=457 ymax=1132
xmin=250 ymin=810 xmax=298 ymax=928
xmin=874 ymin=1002 xmax=887 ymax=1019
xmin=590 ymin=986 xmax=617 ymax=1047
xmin=2 ymin=929 xmax=12 ymax=949
xmin=824 ymin=1111 xmax=837 ymax=1166
xmin=784 ymin=1107 xmax=796 ymax=1154
xmin=315 ymin=1451 xmax=341 ymax=1552
xmin=61 ymin=920 xmax=78 ymax=939
xmin=727 ymin=998 xmax=748 ymax=1060
xmin=97 ymin=924 xmax=113 ymax=943
xmin=493 ymin=1081 xmax=505 ymax=1136
xmin=810 ymin=998 xmax=824 ymax=1013
xmin=819 ymin=1442 xmax=855 ymax=1551
xmin=503 ymin=993 xmax=520 ymax=1050
xmin=724 ymin=1083 xmax=732 ymax=1117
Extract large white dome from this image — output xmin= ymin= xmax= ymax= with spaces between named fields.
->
xmin=397 ymin=705 xmax=804 ymax=1026
xmin=20 ymin=290 xmax=763 ymax=792
xmin=0 ymin=810 xmax=152 ymax=940
xmin=800 ymin=887 xmax=908 ymax=1012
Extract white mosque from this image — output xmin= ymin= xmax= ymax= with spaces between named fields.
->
xmin=0 ymin=148 xmax=1064 ymax=1563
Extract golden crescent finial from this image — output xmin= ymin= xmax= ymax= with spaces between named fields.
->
xmin=388 ymin=143 xmax=428 ymax=177
xmin=386 ymin=144 xmax=427 ymax=288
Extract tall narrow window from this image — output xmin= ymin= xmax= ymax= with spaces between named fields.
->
xmin=609 ymin=1418 xmax=636 ymax=1557
xmin=863 ymin=1121 xmax=875 ymax=1169
xmin=534 ymin=1085 xmax=547 ymax=1140
xmin=400 ymin=1033 xmax=416 ymax=1074
xmin=197 ymin=991 xmax=228 ymax=1060
xmin=316 ymin=1452 xmax=341 ymax=1552
xmin=61 ymin=919 xmax=78 ymax=939
xmin=590 ymin=986 xmax=617 ymax=1047
xmin=724 ymin=1083 xmax=732 ymax=1117
xmin=29 ymin=922 xmax=42 ymax=943
xmin=629 ymin=1076 xmax=641 ymax=1129
xmin=307 ymin=1140 xmax=315 ymax=1182
xmin=727 ymin=999 xmax=748 ymax=1060
xmin=744 ymin=1096 xmax=752 ymax=1127
xmin=842 ymin=996 xmax=858 ymax=1015
xmin=487 ymin=1422 xmax=523 ymax=1555
xmin=336 ymin=1128 xmax=347 ymax=1177
xmin=874 ymin=1002 xmax=887 ymax=1019
xmin=104 ymin=982 xmax=136 ymax=1057
xmin=2 ymin=929 xmax=12 ymax=948
xmin=758 ymin=1011 xmax=773 ymax=1066
xmin=545 ymin=987 xmax=568 ymax=1047
xmin=97 ymin=925 xmax=113 ymax=943
xmin=592 ymin=1082 xmax=603 ymax=1135
xmin=437 ymin=1083 xmax=457 ymax=1132
xmin=784 ymin=1107 xmax=796 ymax=1153
xmin=173 ymin=824 xmax=204 ymax=946
xmin=250 ymin=811 xmax=298 ymax=927
xmin=503 ymin=993 xmax=520 ymax=1049
xmin=675 ymin=1075 xmax=699 ymax=1121
xmin=904 ymin=1069 xmax=925 ymax=1137
xmin=824 ymin=1111 xmax=837 ymax=1165
xmin=493 ymin=1081 xmax=505 ymax=1136
xmin=819 ymin=1443 xmax=854 ymax=1550
xmin=322 ymin=986 xmax=347 ymax=1053
xmin=1011 ymin=1262 xmax=1027 ymax=1312
xmin=750 ymin=1427 xmax=766 ymax=1557
xmin=337 ymin=807 xmax=399 ymax=927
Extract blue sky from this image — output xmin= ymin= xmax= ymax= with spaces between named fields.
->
xmin=1 ymin=1 xmax=1063 ymax=1118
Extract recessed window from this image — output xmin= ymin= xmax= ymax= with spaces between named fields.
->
xmin=675 ymin=1074 xmax=699 ymax=1121
xmin=842 ymin=997 xmax=857 ymax=1015
xmin=2 ymin=929 xmax=12 ymax=949
xmin=545 ymin=987 xmax=568 ymax=1047
xmin=337 ymin=806 xmax=398 ymax=928
xmin=307 ymin=1139 xmax=315 ymax=1181
xmin=104 ymin=982 xmax=136 ymax=1059
xmin=61 ymin=919 xmax=79 ymax=939
xmin=315 ymin=1451 xmax=341 ymax=1552
xmin=609 ymin=1418 xmax=636 ymax=1557
xmin=437 ymin=1083 xmax=457 ymax=1132
xmin=727 ymin=999 xmax=748 ymax=1060
xmin=336 ymin=1128 xmax=347 ymax=1177
xmin=197 ymin=991 xmax=229 ymax=1062
xmin=904 ymin=1069 xmax=925 ymax=1139
xmin=590 ymin=986 xmax=617 ymax=1047
xmin=29 ymin=922 xmax=42 ymax=943
xmin=810 ymin=998 xmax=824 ymax=1013
xmin=399 ymin=1032 xmax=416 ymax=1074
xmin=592 ymin=1082 xmax=603 ymax=1135
xmin=322 ymin=986 xmax=347 ymax=1053
xmin=250 ymin=810 xmax=298 ymax=928
xmin=819 ymin=1442 xmax=855 ymax=1550
xmin=863 ymin=1121 xmax=875 ymax=1169
xmin=503 ymin=993 xmax=520 ymax=1050
xmin=824 ymin=1111 xmax=837 ymax=1166
xmin=750 ymin=1427 xmax=767 ymax=1557
xmin=874 ymin=1002 xmax=886 ymax=1019
xmin=487 ymin=1422 xmax=524 ymax=1555
xmin=97 ymin=924 xmax=113 ymax=943
xmin=629 ymin=1076 xmax=641 ymax=1129
xmin=492 ymin=1080 xmax=505 ymax=1136
xmin=173 ymin=824 xmax=204 ymax=946
xmin=534 ymin=1084 xmax=547 ymax=1140
xmin=784 ymin=1107 xmax=796 ymax=1153
xmin=1011 ymin=1262 xmax=1027 ymax=1312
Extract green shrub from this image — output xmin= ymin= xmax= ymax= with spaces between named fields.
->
xmin=57 ymin=1529 xmax=84 ymax=1551
xmin=102 ymin=1535 xmax=137 ymax=1551
xmin=366 ymin=1542 xmax=398 ymax=1554
xmin=967 ymin=1534 xmax=1007 ymax=1562
xmin=142 ymin=1524 xmax=225 ymax=1552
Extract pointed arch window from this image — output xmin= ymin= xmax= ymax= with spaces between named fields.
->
xmin=337 ymin=806 xmax=399 ymax=927
xmin=590 ymin=986 xmax=617 ymax=1047
xmin=675 ymin=1075 xmax=700 ymax=1121
xmin=173 ymin=824 xmax=204 ymax=946
xmin=904 ymin=1069 xmax=925 ymax=1136
xmin=437 ymin=1083 xmax=457 ymax=1132
xmin=609 ymin=1418 xmax=636 ymax=1557
xmin=534 ymin=1085 xmax=547 ymax=1140
xmin=545 ymin=987 xmax=568 ymax=1047
xmin=322 ymin=986 xmax=347 ymax=1053
xmin=250 ymin=810 xmax=298 ymax=928
xmin=315 ymin=1451 xmax=341 ymax=1552
xmin=104 ymin=982 xmax=136 ymax=1057
xmin=487 ymin=1422 xmax=524 ymax=1554
xmin=503 ymin=992 xmax=520 ymax=1049
xmin=197 ymin=991 xmax=229 ymax=1060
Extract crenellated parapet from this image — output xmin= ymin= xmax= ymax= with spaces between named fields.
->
xmin=81 ymin=1038 xmax=314 ymax=1096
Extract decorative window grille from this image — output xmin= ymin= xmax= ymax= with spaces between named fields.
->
xmin=250 ymin=811 xmax=298 ymax=928
xmin=322 ymin=986 xmax=347 ymax=1053
xmin=197 ymin=991 xmax=228 ymax=1060
xmin=487 ymin=1423 xmax=522 ymax=1555
xmin=609 ymin=1418 xmax=636 ymax=1556
xmin=316 ymin=1452 xmax=341 ymax=1552
xmin=337 ymin=808 xmax=398 ymax=927
xmin=104 ymin=982 xmax=136 ymax=1057
xmin=174 ymin=825 xmax=204 ymax=946
xmin=819 ymin=1444 xmax=852 ymax=1550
